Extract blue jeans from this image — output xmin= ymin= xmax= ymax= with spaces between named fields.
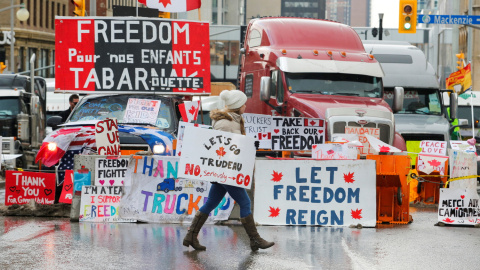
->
xmin=199 ymin=183 xmax=252 ymax=218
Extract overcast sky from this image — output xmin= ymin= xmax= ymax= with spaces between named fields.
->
xmin=370 ymin=0 xmax=399 ymax=28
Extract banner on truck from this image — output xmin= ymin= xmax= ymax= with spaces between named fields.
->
xmin=178 ymin=126 xmax=256 ymax=189
xmin=253 ymin=159 xmax=377 ymax=227
xmin=5 ymin=171 xmax=56 ymax=205
xmin=119 ymin=156 xmax=234 ymax=223
xmin=95 ymin=118 xmax=120 ymax=156
xmin=55 ymin=17 xmax=210 ymax=95
xmin=438 ymin=188 xmax=480 ymax=225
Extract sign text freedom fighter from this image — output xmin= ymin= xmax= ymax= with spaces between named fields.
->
xmin=55 ymin=17 xmax=210 ymax=94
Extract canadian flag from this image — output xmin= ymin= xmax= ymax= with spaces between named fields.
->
xmin=365 ymin=134 xmax=402 ymax=153
xmin=304 ymin=118 xmax=324 ymax=127
xmin=138 ymin=0 xmax=201 ymax=12
xmin=418 ymin=154 xmax=448 ymax=174
xmin=258 ymin=132 xmax=271 ymax=140
xmin=179 ymin=100 xmax=201 ymax=123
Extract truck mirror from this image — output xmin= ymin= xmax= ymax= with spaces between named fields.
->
xmin=30 ymin=96 xmax=40 ymax=115
xmin=47 ymin=116 xmax=63 ymax=130
xmin=392 ymin=87 xmax=404 ymax=113
xmin=449 ymin=92 xmax=458 ymax=120
xmin=260 ymin=76 xmax=271 ymax=101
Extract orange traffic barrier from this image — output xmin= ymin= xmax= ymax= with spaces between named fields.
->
xmin=366 ymin=155 xmax=412 ymax=224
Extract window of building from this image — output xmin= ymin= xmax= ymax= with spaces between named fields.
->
xmin=27 ymin=0 xmax=31 ymax=26
xmin=46 ymin=1 xmax=49 ymax=29
xmin=33 ymin=0 xmax=37 ymax=26
xmin=51 ymin=2 xmax=55 ymax=29
xmin=40 ymin=0 xmax=43 ymax=28
xmin=19 ymin=47 xmax=24 ymax=72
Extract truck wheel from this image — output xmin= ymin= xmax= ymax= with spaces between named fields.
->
xmin=196 ymin=187 xmax=200 ymax=192
xmin=397 ymin=187 xmax=403 ymax=205
xmin=16 ymin=154 xmax=27 ymax=169
xmin=164 ymin=189 xmax=169 ymax=193
xmin=178 ymin=187 xmax=182 ymax=191
xmin=200 ymin=188 xmax=204 ymax=193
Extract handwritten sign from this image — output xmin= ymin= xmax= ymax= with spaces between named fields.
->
xmin=5 ymin=171 xmax=56 ymax=205
xmin=95 ymin=158 xmax=129 ymax=186
xmin=438 ymin=188 xmax=480 ymax=225
xmin=311 ymin=144 xmax=358 ymax=160
xmin=271 ymin=117 xmax=325 ymax=150
xmin=450 ymin=140 xmax=476 ymax=153
xmin=80 ymin=185 xmax=135 ymax=222
xmin=95 ymin=118 xmax=120 ymax=155
xmin=123 ymin=98 xmax=161 ymax=125
xmin=253 ymin=159 xmax=377 ymax=227
xmin=416 ymin=155 xmax=447 ymax=174
xmin=175 ymin=121 xmax=211 ymax=156
xmin=119 ymin=156 xmax=234 ymax=223
xmin=449 ymin=150 xmax=477 ymax=189
xmin=243 ymin=113 xmax=272 ymax=149
xmin=420 ymin=140 xmax=447 ymax=156
xmin=344 ymin=127 xmax=379 ymax=155
xmin=178 ymin=126 xmax=256 ymax=188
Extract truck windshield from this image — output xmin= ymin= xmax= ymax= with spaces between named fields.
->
xmin=0 ymin=98 xmax=20 ymax=117
xmin=285 ymin=73 xmax=382 ymax=98
xmin=384 ymin=89 xmax=442 ymax=115
xmin=68 ymin=94 xmax=176 ymax=132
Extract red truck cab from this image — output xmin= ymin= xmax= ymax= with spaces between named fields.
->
xmin=239 ymin=17 xmax=406 ymax=153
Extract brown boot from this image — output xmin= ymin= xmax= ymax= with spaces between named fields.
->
xmin=183 ymin=211 xmax=209 ymax=250
xmin=240 ymin=214 xmax=274 ymax=251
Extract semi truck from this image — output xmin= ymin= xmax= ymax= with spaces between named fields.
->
xmin=0 ymin=74 xmax=47 ymax=169
xmin=239 ymin=17 xmax=406 ymax=153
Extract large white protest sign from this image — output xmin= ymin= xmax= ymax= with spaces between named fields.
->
xmin=175 ymin=121 xmax=211 ymax=156
xmin=449 ymin=150 xmax=477 ymax=189
xmin=123 ymin=98 xmax=161 ymax=125
xmin=253 ymin=159 xmax=377 ymax=227
xmin=311 ymin=144 xmax=358 ymax=160
xmin=119 ymin=156 xmax=234 ymax=223
xmin=95 ymin=158 xmax=129 ymax=186
xmin=419 ymin=140 xmax=447 ymax=156
xmin=271 ymin=117 xmax=325 ymax=151
xmin=178 ymin=126 xmax=256 ymax=189
xmin=80 ymin=185 xmax=135 ymax=223
xmin=438 ymin=188 xmax=480 ymax=225
xmin=95 ymin=118 xmax=120 ymax=155
xmin=243 ymin=113 xmax=272 ymax=149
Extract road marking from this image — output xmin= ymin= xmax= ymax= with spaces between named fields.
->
xmin=341 ymin=237 xmax=376 ymax=270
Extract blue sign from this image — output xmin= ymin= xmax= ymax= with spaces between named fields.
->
xmin=418 ymin=14 xmax=480 ymax=25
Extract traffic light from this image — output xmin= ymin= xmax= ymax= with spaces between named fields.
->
xmin=456 ymin=52 xmax=465 ymax=70
xmin=159 ymin=12 xmax=170 ymax=18
xmin=398 ymin=0 xmax=417 ymax=33
xmin=72 ymin=0 xmax=85 ymax=17
xmin=0 ymin=62 xmax=6 ymax=73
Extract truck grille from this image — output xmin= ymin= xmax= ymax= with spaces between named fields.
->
xmin=333 ymin=121 xmax=391 ymax=143
xmin=401 ymin=134 xmax=445 ymax=142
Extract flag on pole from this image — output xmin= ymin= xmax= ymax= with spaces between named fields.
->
xmin=137 ymin=0 xmax=201 ymax=12
xmin=179 ymin=100 xmax=201 ymax=123
xmin=365 ymin=134 xmax=402 ymax=153
xmin=446 ymin=63 xmax=472 ymax=94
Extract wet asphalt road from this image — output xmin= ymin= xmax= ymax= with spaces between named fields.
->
xmin=0 ymin=206 xmax=479 ymax=270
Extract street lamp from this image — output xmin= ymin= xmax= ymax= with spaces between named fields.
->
xmin=0 ymin=0 xmax=30 ymax=73
xmin=379 ymin=13 xmax=384 ymax=40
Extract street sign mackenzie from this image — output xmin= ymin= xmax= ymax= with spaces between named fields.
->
xmin=418 ymin=14 xmax=480 ymax=25
xmin=55 ymin=17 xmax=210 ymax=95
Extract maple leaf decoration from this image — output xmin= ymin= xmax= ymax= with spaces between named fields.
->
xmin=379 ymin=145 xmax=390 ymax=152
xmin=188 ymin=105 xmax=196 ymax=115
xmin=216 ymin=147 xmax=226 ymax=158
xmin=344 ymin=172 xmax=355 ymax=183
xmin=158 ymin=0 xmax=172 ymax=8
xmin=310 ymin=120 xmax=316 ymax=126
xmin=443 ymin=218 xmax=455 ymax=223
xmin=428 ymin=159 xmax=441 ymax=167
xmin=271 ymin=171 xmax=283 ymax=182
xmin=268 ymin=207 xmax=280 ymax=217
xmin=351 ymin=208 xmax=362 ymax=219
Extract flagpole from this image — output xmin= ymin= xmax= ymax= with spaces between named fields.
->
xmin=198 ymin=8 xmax=201 ymax=21
xmin=136 ymin=1 xmax=138 ymax=17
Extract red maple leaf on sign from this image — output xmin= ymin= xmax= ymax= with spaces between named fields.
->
xmin=344 ymin=172 xmax=355 ymax=183
xmin=428 ymin=159 xmax=441 ymax=167
xmin=158 ymin=0 xmax=172 ymax=8
xmin=310 ymin=120 xmax=316 ymax=126
xmin=188 ymin=106 xmax=196 ymax=115
xmin=379 ymin=145 xmax=390 ymax=152
xmin=351 ymin=209 xmax=362 ymax=219
xmin=216 ymin=147 xmax=226 ymax=158
xmin=443 ymin=218 xmax=455 ymax=223
xmin=271 ymin=171 xmax=283 ymax=182
xmin=268 ymin=207 xmax=280 ymax=217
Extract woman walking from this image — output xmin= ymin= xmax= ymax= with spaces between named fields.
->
xmin=183 ymin=90 xmax=275 ymax=251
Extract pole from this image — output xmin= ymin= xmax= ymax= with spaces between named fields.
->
xmin=379 ymin=17 xmax=383 ymax=40
xmin=10 ymin=0 xmax=14 ymax=73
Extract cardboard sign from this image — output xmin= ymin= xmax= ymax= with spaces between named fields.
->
xmin=450 ymin=140 xmax=476 ymax=153
xmin=178 ymin=126 xmax=256 ymax=188
xmin=271 ymin=117 xmax=325 ymax=151
xmin=449 ymin=150 xmax=477 ymax=189
xmin=253 ymin=160 xmax=377 ymax=227
xmin=123 ymin=98 xmax=161 ymax=125
xmin=119 ymin=156 xmax=234 ymax=223
xmin=420 ymin=140 xmax=447 ymax=156
xmin=416 ymin=155 xmax=447 ymax=175
xmin=438 ymin=188 xmax=480 ymax=225
xmin=95 ymin=158 xmax=129 ymax=186
xmin=80 ymin=185 xmax=135 ymax=222
xmin=55 ymin=17 xmax=210 ymax=94
xmin=243 ymin=113 xmax=272 ymax=149
xmin=311 ymin=144 xmax=358 ymax=160
xmin=5 ymin=171 xmax=56 ymax=205
xmin=175 ymin=121 xmax=211 ymax=156
xmin=95 ymin=118 xmax=120 ymax=155
xmin=344 ymin=127 xmax=380 ymax=155
xmin=59 ymin=170 xmax=74 ymax=204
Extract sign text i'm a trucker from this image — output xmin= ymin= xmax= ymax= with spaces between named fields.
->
xmin=55 ymin=17 xmax=210 ymax=95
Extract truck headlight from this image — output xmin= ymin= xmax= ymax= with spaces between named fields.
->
xmin=153 ymin=144 xmax=165 ymax=154
xmin=47 ymin=142 xmax=57 ymax=151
